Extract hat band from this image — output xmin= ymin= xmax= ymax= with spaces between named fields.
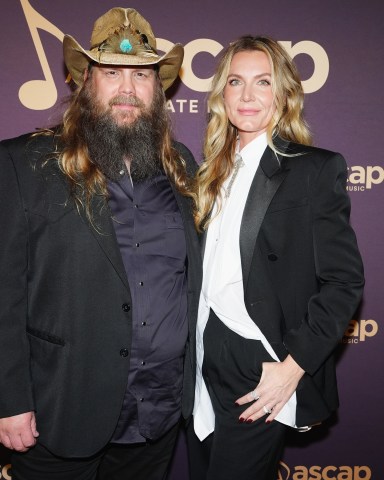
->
xmin=91 ymin=25 xmax=158 ymax=58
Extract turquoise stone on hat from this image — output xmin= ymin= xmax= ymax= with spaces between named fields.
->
xmin=120 ymin=39 xmax=132 ymax=53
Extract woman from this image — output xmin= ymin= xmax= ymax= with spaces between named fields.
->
xmin=188 ymin=36 xmax=364 ymax=480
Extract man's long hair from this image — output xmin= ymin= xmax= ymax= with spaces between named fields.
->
xmin=194 ymin=36 xmax=313 ymax=231
xmin=47 ymin=71 xmax=194 ymax=224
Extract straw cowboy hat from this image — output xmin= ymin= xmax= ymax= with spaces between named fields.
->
xmin=63 ymin=7 xmax=184 ymax=90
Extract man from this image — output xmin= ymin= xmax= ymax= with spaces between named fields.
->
xmin=0 ymin=7 xmax=201 ymax=480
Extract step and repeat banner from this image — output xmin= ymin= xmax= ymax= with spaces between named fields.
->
xmin=0 ymin=1 xmax=383 ymax=479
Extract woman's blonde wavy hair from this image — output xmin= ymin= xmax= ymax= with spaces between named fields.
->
xmin=194 ymin=35 xmax=313 ymax=231
xmin=41 ymin=71 xmax=194 ymax=227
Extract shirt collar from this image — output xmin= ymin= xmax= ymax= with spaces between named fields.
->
xmin=238 ymin=133 xmax=268 ymax=168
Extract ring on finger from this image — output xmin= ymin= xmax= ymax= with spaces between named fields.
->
xmin=250 ymin=390 xmax=260 ymax=401
xmin=263 ymin=405 xmax=272 ymax=414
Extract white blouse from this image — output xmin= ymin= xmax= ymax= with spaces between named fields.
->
xmin=193 ymin=133 xmax=297 ymax=441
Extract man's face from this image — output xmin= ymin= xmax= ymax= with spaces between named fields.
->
xmin=77 ymin=63 xmax=167 ymax=182
xmin=86 ymin=64 xmax=157 ymax=125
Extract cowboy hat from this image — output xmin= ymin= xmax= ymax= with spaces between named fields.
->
xmin=63 ymin=7 xmax=183 ymax=90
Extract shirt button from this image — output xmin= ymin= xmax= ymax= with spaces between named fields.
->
xmin=135 ymin=243 xmax=140 ymax=247
xmin=268 ymin=253 xmax=278 ymax=261
xmin=139 ymin=281 xmax=144 ymax=286
xmin=134 ymin=204 xmax=139 ymax=209
xmin=140 ymin=397 xmax=144 ymax=402
xmin=122 ymin=303 xmax=131 ymax=312
xmin=141 ymin=361 xmax=146 ymax=366
xmin=120 ymin=348 xmax=129 ymax=357
xmin=141 ymin=322 xmax=146 ymax=326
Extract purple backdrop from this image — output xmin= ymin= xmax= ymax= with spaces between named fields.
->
xmin=1 ymin=1 xmax=383 ymax=479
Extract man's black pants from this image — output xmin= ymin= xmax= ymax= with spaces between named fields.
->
xmin=11 ymin=422 xmax=179 ymax=480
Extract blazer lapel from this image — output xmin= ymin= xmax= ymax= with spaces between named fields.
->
xmin=170 ymin=183 xmax=202 ymax=265
xmin=84 ymin=198 xmax=130 ymax=292
xmin=200 ymin=228 xmax=208 ymax=258
xmin=50 ymin=162 xmax=130 ymax=291
xmin=240 ymin=141 xmax=290 ymax=288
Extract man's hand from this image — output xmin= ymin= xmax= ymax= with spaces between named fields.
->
xmin=0 ymin=412 xmax=39 ymax=451
xmin=236 ymin=355 xmax=305 ymax=423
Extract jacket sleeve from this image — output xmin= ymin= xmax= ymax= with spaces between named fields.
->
xmin=0 ymin=140 xmax=35 ymax=417
xmin=283 ymin=153 xmax=365 ymax=375
xmin=173 ymin=141 xmax=198 ymax=177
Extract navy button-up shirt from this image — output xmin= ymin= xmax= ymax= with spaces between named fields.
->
xmin=107 ymin=171 xmax=188 ymax=443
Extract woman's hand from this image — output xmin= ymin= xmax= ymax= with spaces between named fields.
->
xmin=235 ymin=355 xmax=305 ymax=423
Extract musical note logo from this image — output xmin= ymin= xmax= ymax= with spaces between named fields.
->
xmin=19 ymin=0 xmax=64 ymax=110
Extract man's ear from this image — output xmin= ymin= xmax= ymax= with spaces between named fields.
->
xmin=83 ymin=68 xmax=89 ymax=82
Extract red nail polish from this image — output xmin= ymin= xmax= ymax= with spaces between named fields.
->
xmin=246 ymin=419 xmax=253 ymax=424
xmin=239 ymin=418 xmax=245 ymax=423
xmin=266 ymin=420 xmax=271 ymax=424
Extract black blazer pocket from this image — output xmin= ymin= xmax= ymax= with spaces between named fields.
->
xmin=27 ymin=327 xmax=65 ymax=346
xmin=267 ymin=196 xmax=308 ymax=214
xmin=28 ymin=198 xmax=75 ymax=223
xmin=27 ymin=167 xmax=75 ymax=223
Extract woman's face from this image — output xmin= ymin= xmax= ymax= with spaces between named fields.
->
xmin=223 ymin=50 xmax=276 ymax=149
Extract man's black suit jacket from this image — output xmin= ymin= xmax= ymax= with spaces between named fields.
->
xmin=0 ymin=133 xmax=202 ymax=457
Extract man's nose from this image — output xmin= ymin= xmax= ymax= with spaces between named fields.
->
xmin=118 ymin=71 xmax=135 ymax=95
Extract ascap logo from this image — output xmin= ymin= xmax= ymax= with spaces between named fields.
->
xmin=19 ymin=0 xmax=329 ymax=111
xmin=165 ymin=39 xmax=329 ymax=113
xmin=167 ymin=38 xmax=329 ymax=94
xmin=347 ymin=166 xmax=384 ymax=192
xmin=342 ymin=319 xmax=378 ymax=344
xmin=278 ymin=462 xmax=291 ymax=480
xmin=278 ymin=461 xmax=372 ymax=479
xmin=0 ymin=464 xmax=11 ymax=480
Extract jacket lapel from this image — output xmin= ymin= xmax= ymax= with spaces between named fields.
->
xmin=50 ymin=162 xmax=130 ymax=291
xmin=200 ymin=228 xmax=208 ymax=259
xmin=170 ymin=183 xmax=202 ymax=266
xmin=83 ymin=198 xmax=130 ymax=292
xmin=240 ymin=140 xmax=290 ymax=288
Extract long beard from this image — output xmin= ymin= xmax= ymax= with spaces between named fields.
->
xmin=77 ymin=82 xmax=168 ymax=182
